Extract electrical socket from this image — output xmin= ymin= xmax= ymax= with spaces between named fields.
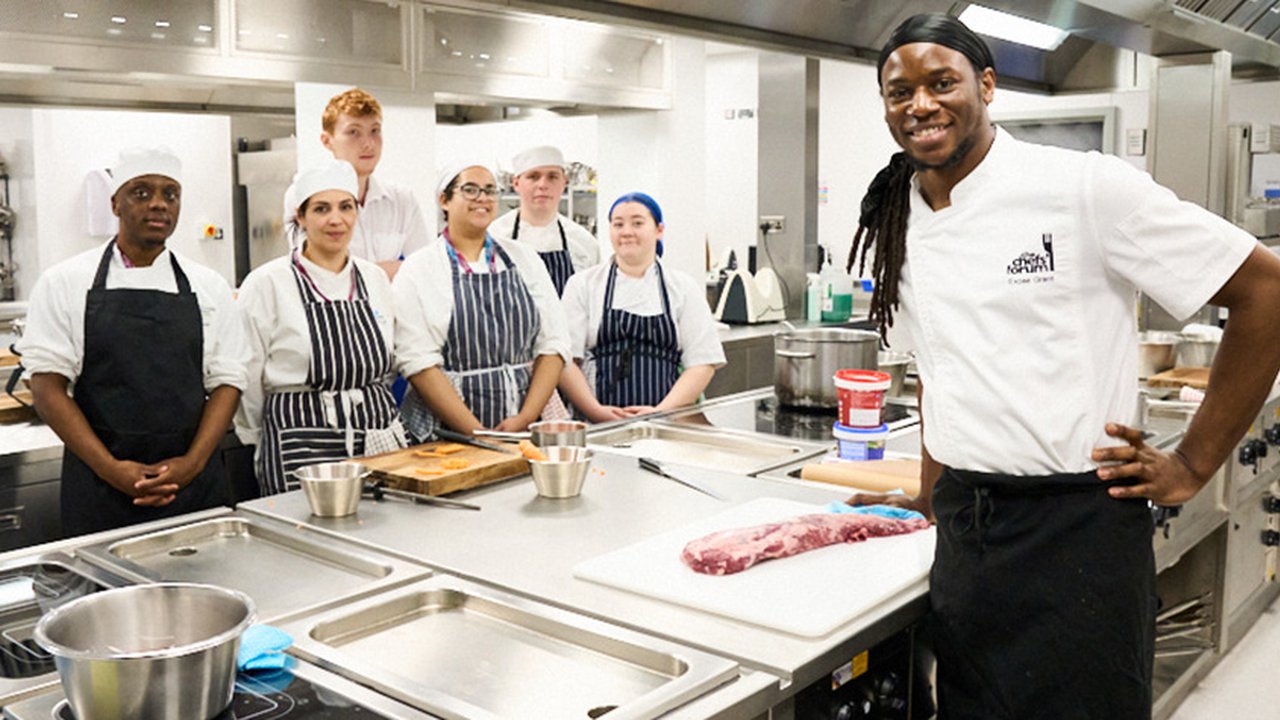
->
xmin=760 ymin=215 xmax=785 ymax=233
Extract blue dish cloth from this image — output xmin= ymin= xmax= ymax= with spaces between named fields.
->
xmin=237 ymin=625 xmax=293 ymax=672
xmin=823 ymin=501 xmax=925 ymax=522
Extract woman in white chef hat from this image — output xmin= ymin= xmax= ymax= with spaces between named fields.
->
xmin=392 ymin=163 xmax=569 ymax=438
xmin=558 ymin=192 xmax=725 ymax=422
xmin=235 ymin=158 xmax=409 ymax=496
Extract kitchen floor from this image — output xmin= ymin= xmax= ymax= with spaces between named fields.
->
xmin=1168 ymin=598 xmax=1280 ymax=720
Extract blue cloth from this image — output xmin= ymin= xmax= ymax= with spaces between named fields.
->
xmin=237 ymin=625 xmax=293 ymax=672
xmin=823 ymin=501 xmax=925 ymax=522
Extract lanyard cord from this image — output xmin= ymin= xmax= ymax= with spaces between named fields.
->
xmin=293 ymin=248 xmax=356 ymax=302
xmin=442 ymin=227 xmax=497 ymax=274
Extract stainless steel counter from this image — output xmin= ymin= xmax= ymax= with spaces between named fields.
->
xmin=240 ymin=450 xmax=930 ymax=693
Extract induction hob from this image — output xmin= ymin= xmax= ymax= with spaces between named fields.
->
xmin=2 ymin=660 xmax=440 ymax=720
xmin=665 ymin=390 xmax=916 ymax=444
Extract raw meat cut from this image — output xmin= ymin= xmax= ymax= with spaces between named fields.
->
xmin=681 ymin=512 xmax=931 ymax=575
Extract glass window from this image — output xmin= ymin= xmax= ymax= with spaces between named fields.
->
xmin=0 ymin=1 xmax=219 ymax=49
xmin=235 ymin=0 xmax=403 ymax=65
xmin=420 ymin=5 xmax=549 ymax=78
xmin=561 ymin=26 xmax=666 ymax=90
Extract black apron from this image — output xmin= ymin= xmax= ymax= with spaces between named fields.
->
xmin=61 ymin=242 xmax=229 ymax=535
xmin=590 ymin=261 xmax=681 ymax=407
xmin=401 ymin=239 xmax=541 ymax=438
xmin=257 ymin=253 xmax=405 ymax=496
xmin=929 ymin=467 xmax=1156 ymax=720
xmin=512 ymin=213 xmax=574 ymax=297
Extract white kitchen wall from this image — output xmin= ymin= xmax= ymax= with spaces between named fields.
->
xmin=294 ymin=82 xmax=438 ymax=239
xmin=704 ymin=51 xmax=759 ymax=270
xmin=598 ymin=35 xmax=707 ymax=275
xmin=1231 ymin=79 xmax=1280 ymax=197
xmin=0 ymin=108 xmax=38 ymax=302
xmin=28 ymin=108 xmax=235 ymax=285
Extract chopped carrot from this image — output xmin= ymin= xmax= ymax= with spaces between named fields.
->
xmin=415 ymin=468 xmax=445 ymax=476
xmin=436 ymin=443 xmax=466 ymax=455
xmin=518 ymin=439 xmax=548 ymax=462
xmin=414 ymin=449 xmax=443 ymax=458
xmin=442 ymin=458 xmax=471 ymax=470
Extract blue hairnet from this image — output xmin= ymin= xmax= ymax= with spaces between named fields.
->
xmin=609 ymin=192 xmax=665 ymax=257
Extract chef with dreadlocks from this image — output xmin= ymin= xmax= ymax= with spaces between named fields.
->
xmin=844 ymin=12 xmax=1280 ymax=720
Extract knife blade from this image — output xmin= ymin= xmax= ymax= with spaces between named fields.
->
xmin=638 ymin=457 xmax=727 ymax=501
xmin=364 ymin=482 xmax=481 ymax=511
xmin=433 ymin=428 xmax=517 ymax=454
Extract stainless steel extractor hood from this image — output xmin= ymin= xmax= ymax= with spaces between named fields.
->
xmin=506 ymin=0 xmax=1280 ymax=91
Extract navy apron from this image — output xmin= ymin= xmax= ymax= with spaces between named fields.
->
xmin=512 ymin=213 xmax=574 ymax=297
xmin=929 ymin=467 xmax=1156 ymax=720
xmin=60 ymin=242 xmax=229 ymax=535
xmin=590 ymin=261 xmax=681 ymax=408
xmin=257 ymin=252 xmax=405 ymax=495
xmin=401 ymin=238 xmax=541 ymax=438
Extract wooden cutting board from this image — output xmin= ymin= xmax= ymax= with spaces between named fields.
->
xmin=357 ymin=440 xmax=529 ymax=496
xmin=0 ymin=390 xmax=36 ymax=424
xmin=800 ymin=459 xmax=922 ymax=495
xmin=1147 ymin=367 xmax=1210 ymax=390
xmin=0 ymin=348 xmax=18 ymax=368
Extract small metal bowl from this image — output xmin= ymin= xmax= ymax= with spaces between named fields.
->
xmin=293 ymin=462 xmax=369 ymax=517
xmin=529 ymin=447 xmax=593 ymax=499
xmin=1176 ymin=338 xmax=1219 ymax=368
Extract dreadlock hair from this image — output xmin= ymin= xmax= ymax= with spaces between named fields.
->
xmin=847 ymin=152 xmax=914 ymax=344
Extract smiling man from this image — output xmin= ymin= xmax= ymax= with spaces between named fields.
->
xmin=488 ymin=145 xmax=600 ymax=296
xmin=19 ymin=147 xmax=249 ymax=535
xmin=844 ymin=13 xmax=1280 ymax=719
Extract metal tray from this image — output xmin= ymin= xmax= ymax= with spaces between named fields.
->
xmin=77 ymin=515 xmax=430 ymax=623
xmin=277 ymin=576 xmax=738 ymax=720
xmin=587 ymin=421 xmax=829 ymax=476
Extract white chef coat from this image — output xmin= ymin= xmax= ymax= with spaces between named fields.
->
xmin=284 ymin=174 xmax=430 ymax=264
xmin=562 ymin=260 xmax=727 ymax=369
xmin=16 ymin=240 xmax=249 ymax=395
xmin=897 ymin=128 xmax=1258 ymax=475
xmin=233 ymin=251 xmax=396 ymax=447
xmin=392 ymin=234 xmax=571 ymax=377
xmin=488 ymin=209 xmax=601 ymax=273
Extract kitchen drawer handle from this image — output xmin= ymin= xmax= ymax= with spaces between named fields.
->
xmin=0 ymin=512 xmax=23 ymax=532
xmin=775 ymin=350 xmax=816 ymax=360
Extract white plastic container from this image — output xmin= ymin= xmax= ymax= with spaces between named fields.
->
xmin=832 ymin=422 xmax=889 ymax=461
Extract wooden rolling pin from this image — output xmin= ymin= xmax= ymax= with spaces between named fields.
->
xmin=800 ymin=459 xmax=921 ymax=496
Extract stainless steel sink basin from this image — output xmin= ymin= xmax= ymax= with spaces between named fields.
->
xmin=277 ymin=576 xmax=738 ymax=720
xmin=587 ymin=421 xmax=828 ymax=475
xmin=77 ymin=515 xmax=429 ymax=623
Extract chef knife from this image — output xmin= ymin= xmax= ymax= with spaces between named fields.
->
xmin=638 ymin=457 xmax=727 ymax=501
xmin=433 ymin=427 xmax=518 ymax=454
xmin=364 ymin=481 xmax=481 ymax=511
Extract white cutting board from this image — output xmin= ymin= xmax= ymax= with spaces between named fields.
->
xmin=573 ymin=498 xmax=935 ymax=638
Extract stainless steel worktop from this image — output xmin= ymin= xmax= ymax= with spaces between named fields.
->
xmin=240 ymin=450 xmax=929 ymax=691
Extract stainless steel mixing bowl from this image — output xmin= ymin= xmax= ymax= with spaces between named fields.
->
xmin=293 ymin=461 xmax=369 ymax=517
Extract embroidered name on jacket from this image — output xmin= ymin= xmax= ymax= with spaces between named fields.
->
xmin=1007 ymin=233 xmax=1056 ymax=284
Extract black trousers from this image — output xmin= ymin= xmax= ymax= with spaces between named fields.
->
xmin=929 ymin=467 xmax=1156 ymax=720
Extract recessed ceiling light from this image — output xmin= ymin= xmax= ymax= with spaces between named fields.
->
xmin=151 ymin=32 xmax=165 ymax=39
xmin=62 ymin=12 xmax=78 ymax=19
xmin=111 ymin=16 xmax=126 ymax=24
xmin=958 ymin=5 xmax=1069 ymax=51
xmin=107 ymin=28 xmax=122 ymax=35
xmin=198 ymin=24 xmax=212 ymax=32
xmin=155 ymin=20 xmax=170 ymax=28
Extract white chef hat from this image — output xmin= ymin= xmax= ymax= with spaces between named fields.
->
xmin=285 ymin=159 xmax=359 ymax=223
xmin=109 ymin=147 xmax=183 ymax=196
xmin=511 ymin=145 xmax=565 ymax=177
xmin=435 ymin=163 xmax=496 ymax=197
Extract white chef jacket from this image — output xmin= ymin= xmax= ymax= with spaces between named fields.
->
xmin=488 ymin=209 xmax=601 ymax=273
xmin=16 ymin=240 xmax=249 ymax=395
xmin=561 ymin=260 xmax=727 ymax=369
xmin=392 ymin=234 xmax=571 ymax=377
xmin=233 ymin=252 xmax=397 ymax=446
xmin=284 ymin=174 xmax=430 ymax=264
xmin=897 ymin=128 xmax=1258 ymax=475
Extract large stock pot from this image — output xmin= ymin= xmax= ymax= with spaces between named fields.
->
xmin=774 ymin=328 xmax=879 ymax=408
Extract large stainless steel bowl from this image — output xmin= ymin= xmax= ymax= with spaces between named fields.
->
xmin=774 ymin=328 xmax=880 ymax=408
xmin=34 ymin=583 xmax=255 ymax=720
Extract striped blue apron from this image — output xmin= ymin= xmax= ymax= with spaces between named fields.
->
xmin=513 ymin=213 xmax=575 ymax=297
xmin=590 ymin=261 xmax=681 ymax=407
xmin=258 ymin=252 xmax=406 ymax=495
xmin=401 ymin=237 xmax=541 ymax=438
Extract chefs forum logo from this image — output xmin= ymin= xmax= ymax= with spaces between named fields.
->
xmin=1007 ymin=233 xmax=1056 ymax=285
